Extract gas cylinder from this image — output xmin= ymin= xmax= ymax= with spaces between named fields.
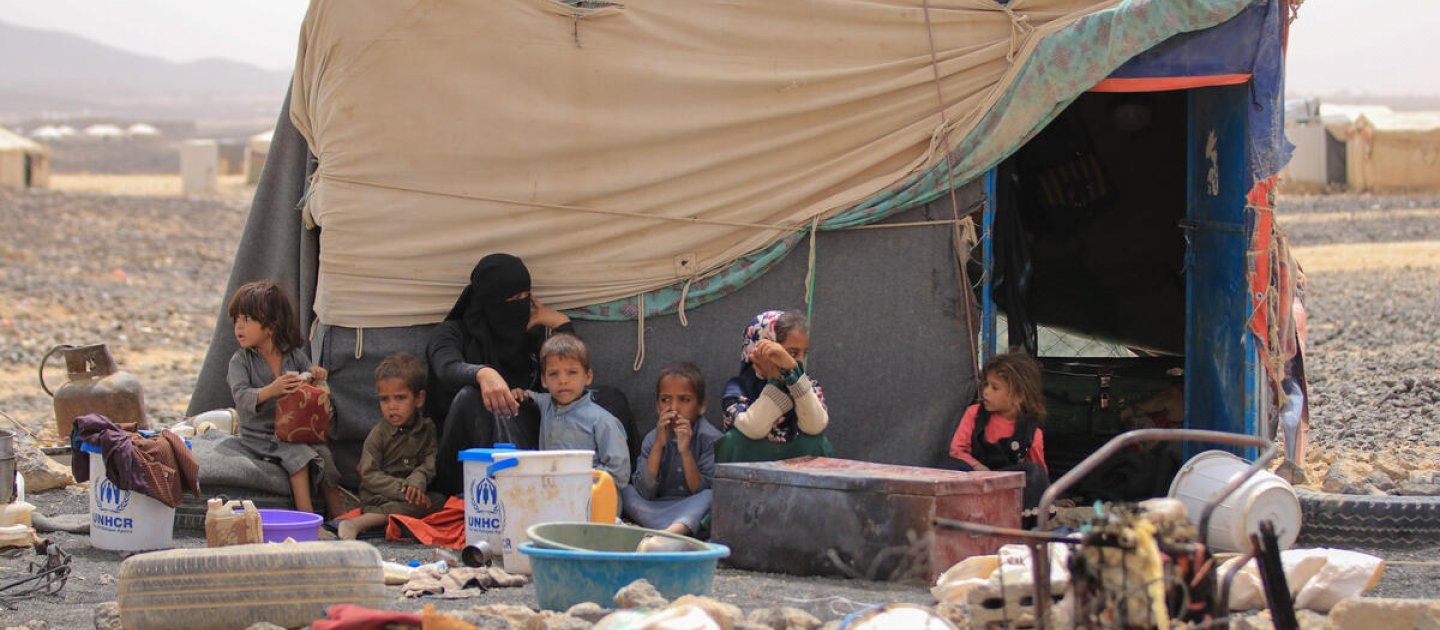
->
xmin=40 ymin=344 xmax=148 ymax=439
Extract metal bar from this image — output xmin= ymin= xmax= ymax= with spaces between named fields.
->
xmin=933 ymin=517 xmax=1079 ymax=542
xmin=980 ymin=168 xmax=997 ymax=361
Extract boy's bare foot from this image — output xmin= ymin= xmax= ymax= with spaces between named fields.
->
xmin=337 ymin=520 xmax=360 ymax=540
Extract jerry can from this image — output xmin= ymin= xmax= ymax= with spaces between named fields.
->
xmin=590 ymin=470 xmax=618 ymax=523
xmin=41 ymin=344 xmax=148 ymax=439
xmin=205 ymin=497 xmax=263 ymax=548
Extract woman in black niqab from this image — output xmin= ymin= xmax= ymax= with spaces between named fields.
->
xmin=427 ymin=254 xmax=572 ymax=496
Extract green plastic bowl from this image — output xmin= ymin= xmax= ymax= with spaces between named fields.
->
xmin=526 ymin=521 xmax=710 ymax=553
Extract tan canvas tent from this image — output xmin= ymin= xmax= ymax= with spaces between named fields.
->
xmin=1346 ymin=111 xmax=1440 ymax=192
xmin=0 ymin=127 xmax=50 ymax=190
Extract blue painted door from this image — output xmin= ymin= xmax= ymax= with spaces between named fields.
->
xmin=1184 ymin=84 xmax=1259 ymax=448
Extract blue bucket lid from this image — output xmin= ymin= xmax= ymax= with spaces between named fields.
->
xmin=459 ymin=443 xmax=521 ymax=462
xmin=78 ymin=434 xmax=191 ymax=454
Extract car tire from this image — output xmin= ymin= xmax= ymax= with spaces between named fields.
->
xmin=1296 ymin=488 xmax=1440 ymax=548
xmin=117 ymin=541 xmax=384 ymax=630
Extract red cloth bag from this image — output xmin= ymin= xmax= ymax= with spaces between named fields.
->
xmin=274 ymin=382 xmax=332 ymax=443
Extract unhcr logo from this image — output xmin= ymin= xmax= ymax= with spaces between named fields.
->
xmin=467 ymin=477 xmax=504 ymax=534
xmin=95 ymin=477 xmax=130 ymax=513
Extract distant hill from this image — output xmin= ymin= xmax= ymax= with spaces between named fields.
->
xmin=0 ymin=20 xmax=290 ymax=122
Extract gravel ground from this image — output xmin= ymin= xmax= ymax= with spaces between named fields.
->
xmin=1 ymin=188 xmax=1438 ymax=626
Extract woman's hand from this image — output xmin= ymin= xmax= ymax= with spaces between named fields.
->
xmin=476 ymin=367 xmax=520 ymax=418
xmin=528 ymin=297 xmax=571 ymax=330
xmin=308 ymin=366 xmax=328 ymax=382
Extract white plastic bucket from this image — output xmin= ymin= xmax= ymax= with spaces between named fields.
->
xmin=1168 ymin=450 xmax=1301 ymax=553
xmin=83 ymin=441 xmax=177 ymax=551
xmin=487 ymin=449 xmax=595 ymax=574
xmin=460 ymin=445 xmax=519 ymax=556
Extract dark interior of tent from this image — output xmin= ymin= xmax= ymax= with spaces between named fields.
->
xmin=992 ymin=90 xmax=1195 ymax=501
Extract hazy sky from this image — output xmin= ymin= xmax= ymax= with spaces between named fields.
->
xmin=3 ymin=0 xmax=1436 ymax=96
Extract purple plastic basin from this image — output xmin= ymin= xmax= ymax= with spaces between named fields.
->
xmin=257 ymin=509 xmax=323 ymax=542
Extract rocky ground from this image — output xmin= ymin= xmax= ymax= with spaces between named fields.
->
xmin=0 ymin=186 xmax=1437 ymax=626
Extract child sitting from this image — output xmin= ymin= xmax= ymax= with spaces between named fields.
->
xmin=339 ymin=352 xmax=446 ymax=540
xmin=715 ymin=309 xmax=833 ymax=463
xmin=226 ymin=280 xmax=342 ymax=517
xmin=622 ymin=362 xmax=722 ymax=536
xmin=948 ymin=351 xmax=1051 ymax=511
xmin=524 ymin=333 xmax=631 ymax=487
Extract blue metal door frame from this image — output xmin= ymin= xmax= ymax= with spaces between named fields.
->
xmin=978 ymin=85 xmax=1261 ymax=456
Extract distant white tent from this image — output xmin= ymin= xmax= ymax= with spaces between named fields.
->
xmin=0 ymin=127 xmax=50 ymax=190
xmin=126 ymin=123 xmax=162 ymax=138
xmin=244 ymin=128 xmax=274 ymax=185
xmin=29 ymin=125 xmax=76 ymax=141
xmin=83 ymin=124 xmax=125 ymax=139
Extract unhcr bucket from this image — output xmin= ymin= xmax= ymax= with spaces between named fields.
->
xmin=83 ymin=441 xmax=178 ymax=551
xmin=1168 ymin=450 xmax=1300 ymax=553
xmin=487 ymin=450 xmax=595 ymax=574
xmin=460 ymin=445 xmax=519 ymax=556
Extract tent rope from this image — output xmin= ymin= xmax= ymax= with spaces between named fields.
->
xmin=804 ymin=216 xmax=820 ymax=329
xmin=677 ymin=276 xmax=695 ymax=327
xmin=632 ymin=292 xmax=646 ymax=372
xmin=923 ymin=0 xmax=983 ymax=386
xmin=1001 ymin=5 xmax=1036 ymax=63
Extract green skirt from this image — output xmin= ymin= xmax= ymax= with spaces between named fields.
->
xmin=713 ymin=428 xmax=834 ymax=464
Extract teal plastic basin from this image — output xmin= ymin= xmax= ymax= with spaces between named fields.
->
xmin=519 ymin=540 xmax=730 ymax=610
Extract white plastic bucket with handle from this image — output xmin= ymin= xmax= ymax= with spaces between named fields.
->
xmin=486 ymin=449 xmax=595 ymax=574
xmin=1168 ymin=449 xmax=1301 ymax=553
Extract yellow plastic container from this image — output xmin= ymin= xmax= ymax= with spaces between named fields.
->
xmin=590 ymin=470 xmax=618 ymax=524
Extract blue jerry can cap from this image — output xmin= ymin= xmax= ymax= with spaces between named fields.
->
xmin=458 ymin=444 xmax=521 ymax=462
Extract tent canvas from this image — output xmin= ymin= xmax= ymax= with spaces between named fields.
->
xmin=0 ymin=127 xmax=49 ymax=190
xmin=192 ymin=0 xmax=1292 ymax=477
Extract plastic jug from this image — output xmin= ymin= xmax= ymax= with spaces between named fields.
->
xmin=40 ymin=344 xmax=149 ymax=438
xmin=590 ymin=470 xmax=618 ymax=523
xmin=205 ymin=497 xmax=263 ymax=548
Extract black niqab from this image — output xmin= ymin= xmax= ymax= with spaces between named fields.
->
xmin=445 ymin=253 xmax=532 ymax=386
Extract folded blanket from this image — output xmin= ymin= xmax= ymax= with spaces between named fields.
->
xmin=190 ymin=431 xmax=292 ymax=496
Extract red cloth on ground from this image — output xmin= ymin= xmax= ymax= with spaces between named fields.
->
xmin=386 ymin=496 xmax=466 ymax=548
xmin=310 ymin=603 xmax=421 ymax=630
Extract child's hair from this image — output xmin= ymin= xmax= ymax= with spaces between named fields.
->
xmin=772 ymin=309 xmax=808 ymax=343
xmin=981 ymin=351 xmax=1048 ymax=422
xmin=655 ymin=361 xmax=705 ymax=404
xmin=227 ymin=280 xmax=305 ymax=353
xmin=375 ymin=352 xmax=425 ymax=394
xmin=539 ymin=333 xmax=590 ymax=371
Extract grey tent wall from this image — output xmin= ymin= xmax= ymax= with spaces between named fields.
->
xmin=187 ymin=87 xmax=319 ymax=417
xmin=189 ymin=88 xmax=983 ymax=469
xmin=580 ymin=199 xmax=982 ymax=468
